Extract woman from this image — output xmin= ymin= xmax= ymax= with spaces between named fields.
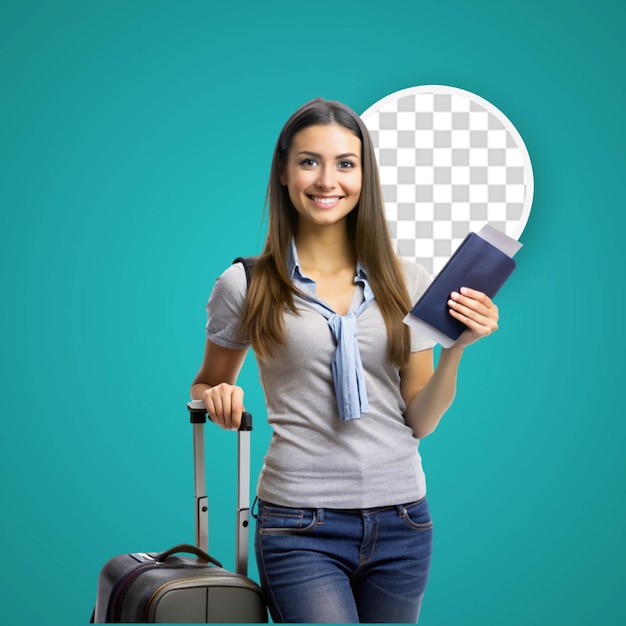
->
xmin=191 ymin=98 xmax=499 ymax=623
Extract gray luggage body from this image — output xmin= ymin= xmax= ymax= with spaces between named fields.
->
xmin=92 ymin=402 xmax=267 ymax=623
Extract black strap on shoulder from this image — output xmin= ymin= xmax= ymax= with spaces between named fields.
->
xmin=232 ymin=256 xmax=257 ymax=288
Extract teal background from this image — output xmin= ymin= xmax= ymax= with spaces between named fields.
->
xmin=1 ymin=0 xmax=624 ymax=624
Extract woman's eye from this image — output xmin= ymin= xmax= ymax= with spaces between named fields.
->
xmin=300 ymin=158 xmax=318 ymax=167
xmin=338 ymin=160 xmax=354 ymax=169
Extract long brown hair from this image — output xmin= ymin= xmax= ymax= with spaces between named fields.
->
xmin=240 ymin=98 xmax=412 ymax=366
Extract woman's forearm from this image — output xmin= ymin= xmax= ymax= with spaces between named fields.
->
xmin=190 ymin=382 xmax=211 ymax=401
xmin=404 ymin=345 xmax=465 ymax=439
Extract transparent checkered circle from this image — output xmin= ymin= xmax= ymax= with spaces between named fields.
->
xmin=361 ymin=85 xmax=533 ymax=276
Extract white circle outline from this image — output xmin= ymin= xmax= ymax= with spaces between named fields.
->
xmin=361 ymin=84 xmax=534 ymax=241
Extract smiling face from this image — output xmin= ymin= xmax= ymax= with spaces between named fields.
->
xmin=279 ymin=124 xmax=363 ymax=230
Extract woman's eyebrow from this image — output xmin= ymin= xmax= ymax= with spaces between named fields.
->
xmin=296 ymin=151 xmax=360 ymax=160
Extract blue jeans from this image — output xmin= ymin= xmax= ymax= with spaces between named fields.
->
xmin=254 ymin=497 xmax=433 ymax=623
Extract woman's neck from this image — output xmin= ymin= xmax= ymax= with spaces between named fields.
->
xmin=294 ymin=222 xmax=356 ymax=274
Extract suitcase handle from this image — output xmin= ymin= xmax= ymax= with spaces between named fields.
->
xmin=187 ymin=399 xmax=253 ymax=431
xmin=186 ymin=399 xmax=254 ymax=576
xmin=154 ymin=543 xmax=223 ymax=568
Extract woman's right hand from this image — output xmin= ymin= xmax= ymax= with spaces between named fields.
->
xmin=202 ymin=383 xmax=246 ymax=430
xmin=191 ymin=339 xmax=249 ymax=430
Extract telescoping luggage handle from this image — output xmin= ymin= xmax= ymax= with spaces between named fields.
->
xmin=187 ymin=400 xmax=253 ymax=577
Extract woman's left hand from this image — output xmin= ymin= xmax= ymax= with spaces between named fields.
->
xmin=447 ymin=287 xmax=499 ymax=349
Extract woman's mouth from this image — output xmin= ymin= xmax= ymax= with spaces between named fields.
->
xmin=309 ymin=195 xmax=342 ymax=208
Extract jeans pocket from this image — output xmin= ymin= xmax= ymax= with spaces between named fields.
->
xmin=259 ymin=502 xmax=319 ymax=535
xmin=400 ymin=497 xmax=433 ymax=531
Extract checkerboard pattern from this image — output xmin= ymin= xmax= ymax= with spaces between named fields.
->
xmin=361 ymin=86 xmax=533 ymax=276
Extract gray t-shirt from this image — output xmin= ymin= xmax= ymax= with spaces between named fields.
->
xmin=206 ymin=258 xmax=436 ymax=508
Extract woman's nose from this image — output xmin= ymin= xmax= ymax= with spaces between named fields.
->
xmin=316 ymin=165 xmax=336 ymax=190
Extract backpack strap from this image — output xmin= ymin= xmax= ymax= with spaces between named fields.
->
xmin=232 ymin=256 xmax=257 ymax=288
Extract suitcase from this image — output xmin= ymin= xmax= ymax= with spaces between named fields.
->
xmin=91 ymin=401 xmax=267 ymax=623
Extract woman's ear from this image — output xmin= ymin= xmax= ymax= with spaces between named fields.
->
xmin=278 ymin=167 xmax=287 ymax=186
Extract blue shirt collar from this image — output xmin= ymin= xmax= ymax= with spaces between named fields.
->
xmin=285 ymin=238 xmax=374 ymax=421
